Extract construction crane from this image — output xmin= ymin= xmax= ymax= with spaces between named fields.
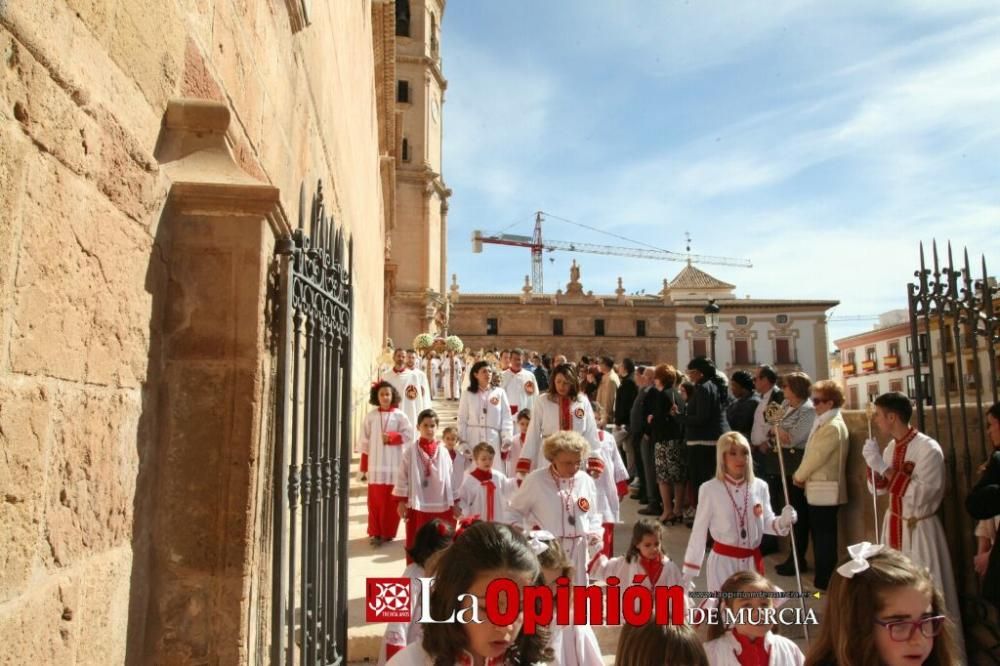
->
xmin=472 ymin=211 xmax=752 ymax=293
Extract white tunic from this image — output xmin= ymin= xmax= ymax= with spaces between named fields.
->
xmin=518 ymin=394 xmax=600 ymax=473
xmin=509 ymin=468 xmax=601 ymax=586
xmin=386 ymin=643 xmax=528 ymax=666
xmin=359 ymin=408 xmax=415 ymax=485
xmin=378 ymin=562 xmax=426 ymax=665
xmin=381 ymin=367 xmax=427 ymax=427
xmin=456 ymin=387 xmax=514 ymax=472
xmin=593 ymin=431 xmax=629 ymax=524
xmin=506 ymin=433 xmax=527 ymax=479
xmin=703 ymin=630 xmax=804 ymax=665
xmin=683 ymin=477 xmax=786 ymax=592
xmin=430 ymin=357 xmax=442 ymax=394
xmin=393 ymin=442 xmax=456 ymax=513
xmin=589 ymin=553 xmax=689 ymax=615
xmin=548 ymin=623 xmax=603 ymax=666
xmin=409 ymin=367 xmax=433 ymax=405
xmin=866 ymin=430 xmax=963 ymax=635
xmin=501 ymin=368 xmax=538 ymax=414
xmin=457 ymin=469 xmax=518 ymax=523
xmin=440 ymin=355 xmax=463 ymax=399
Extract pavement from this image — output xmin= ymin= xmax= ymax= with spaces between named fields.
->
xmin=346 ymin=397 xmax=822 ymax=664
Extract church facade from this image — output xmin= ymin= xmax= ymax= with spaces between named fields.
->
xmin=449 ymin=261 xmax=838 ymax=380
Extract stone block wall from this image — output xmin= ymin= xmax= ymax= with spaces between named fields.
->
xmin=0 ymin=1 xmax=387 ymax=663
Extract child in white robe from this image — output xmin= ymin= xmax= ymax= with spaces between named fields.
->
xmin=381 ymin=348 xmax=427 ymax=427
xmin=441 ymin=352 xmax=463 ymax=401
xmin=588 ymin=518 xmax=687 ymax=615
xmin=804 ymin=542 xmax=962 ymax=665
xmin=457 ymin=360 xmax=513 ymax=473
xmin=682 ymin=432 xmax=797 ymax=599
xmin=863 ymin=391 xmax=963 ymax=643
xmin=515 ymin=363 xmax=603 ymax=480
xmin=360 ymin=381 xmax=414 ymax=546
xmin=378 ymin=519 xmax=454 ymax=664
xmin=509 ymin=431 xmax=603 ymax=586
xmin=702 ymin=570 xmax=804 ymax=665
xmin=386 ymin=522 xmax=553 ymax=666
xmin=501 ymin=349 xmax=538 ymax=417
xmin=442 ymin=426 xmax=468 ymax=492
xmin=393 ymin=409 xmax=458 ymax=564
xmin=507 ymin=409 xmax=530 ymax=479
xmin=531 ymin=532 xmax=602 ymax=666
xmin=457 ymin=443 xmax=517 ymax=523
xmin=591 ymin=402 xmax=630 ymax=557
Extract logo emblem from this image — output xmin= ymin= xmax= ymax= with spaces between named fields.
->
xmin=366 ymin=577 xmax=411 ymax=622
xmin=405 ymin=385 xmax=418 ymax=400
xmin=574 ymin=407 xmax=585 ymax=419
xmin=490 ymin=396 xmax=500 ymax=406
xmin=753 ymin=503 xmax=763 ymax=517
xmin=577 ymin=497 xmax=590 ymax=512
xmin=525 ymin=381 xmax=536 ymax=395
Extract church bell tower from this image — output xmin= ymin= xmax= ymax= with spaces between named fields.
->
xmin=387 ymin=0 xmax=451 ymax=346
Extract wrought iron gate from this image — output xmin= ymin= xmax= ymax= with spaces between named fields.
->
xmin=271 ymin=181 xmax=353 ymax=666
xmin=907 ymin=241 xmax=999 ymax=661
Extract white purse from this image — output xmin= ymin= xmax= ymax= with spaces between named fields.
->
xmin=806 ymin=434 xmax=843 ymax=506
xmin=805 ymin=480 xmax=840 ymax=506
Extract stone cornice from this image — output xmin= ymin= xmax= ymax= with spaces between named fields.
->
xmin=397 ymin=54 xmax=447 ymax=90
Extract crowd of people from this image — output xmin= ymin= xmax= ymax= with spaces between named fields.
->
xmin=358 ymin=345 xmax=999 ymax=665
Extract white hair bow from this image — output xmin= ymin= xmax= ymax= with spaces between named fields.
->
xmin=836 ymin=542 xmax=885 ymax=579
xmin=527 ymin=530 xmax=556 ymax=555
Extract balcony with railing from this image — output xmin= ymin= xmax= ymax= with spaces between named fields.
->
xmin=883 ymin=355 xmax=899 ymax=369
xmin=861 ymin=359 xmax=877 ymax=373
xmin=843 ymin=363 xmax=856 ymax=376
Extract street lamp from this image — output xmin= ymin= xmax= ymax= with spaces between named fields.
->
xmin=704 ymin=299 xmax=721 ymax=361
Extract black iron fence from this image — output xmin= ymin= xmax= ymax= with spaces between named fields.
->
xmin=271 ymin=182 xmax=353 ymax=666
xmin=907 ymin=241 xmax=999 ymax=662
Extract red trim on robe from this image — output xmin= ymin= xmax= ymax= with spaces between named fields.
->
xmin=384 ymin=644 xmax=403 ymax=660
xmin=732 ymin=628 xmax=770 ymax=666
xmin=515 ymin=458 xmax=532 ymax=474
xmin=639 ymin=555 xmax=664 ymax=586
xmin=559 ymin=397 xmax=572 ymax=431
xmin=712 ymin=541 xmax=764 ymax=575
xmin=888 ymin=428 xmax=918 ymax=550
xmin=587 ymin=457 xmax=605 ymax=476
xmin=360 ymin=453 xmax=369 ymax=473
xmin=616 ymin=480 xmax=630 ymax=499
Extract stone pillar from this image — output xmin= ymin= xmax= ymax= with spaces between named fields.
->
xmin=144 ymin=99 xmax=289 ymax=664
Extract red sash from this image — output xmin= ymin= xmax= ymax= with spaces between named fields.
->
xmin=559 ymin=397 xmax=572 ymax=430
xmin=712 ymin=541 xmax=764 ymax=575
xmin=888 ymin=428 xmax=918 ymax=549
xmin=470 ymin=468 xmax=496 ymax=521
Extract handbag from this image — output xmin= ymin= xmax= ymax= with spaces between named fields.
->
xmin=805 ymin=480 xmax=840 ymax=506
xmin=806 ymin=430 xmax=844 ymax=506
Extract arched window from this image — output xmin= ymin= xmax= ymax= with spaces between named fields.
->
xmin=395 ymin=0 xmax=410 ymax=37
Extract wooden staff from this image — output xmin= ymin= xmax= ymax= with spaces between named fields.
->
xmin=765 ymin=402 xmax=810 ymax=645
xmin=867 ymin=399 xmax=880 ymax=544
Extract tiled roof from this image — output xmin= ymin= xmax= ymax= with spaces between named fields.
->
xmin=670 ymin=263 xmax=736 ymax=290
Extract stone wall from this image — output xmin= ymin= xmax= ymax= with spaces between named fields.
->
xmin=0 ymin=1 xmax=387 ymax=663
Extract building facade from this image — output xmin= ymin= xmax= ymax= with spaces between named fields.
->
xmin=449 ymin=262 xmax=837 ymax=380
xmin=835 ymin=304 xmax=1000 ymax=409
xmin=386 ymin=0 xmax=452 ymax=346
xmin=0 ymin=1 xmax=396 ymax=663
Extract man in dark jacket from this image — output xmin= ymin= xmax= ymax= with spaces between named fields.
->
xmin=751 ymin=364 xmax=784 ymax=556
xmin=533 ymin=354 xmax=550 ymax=393
xmin=967 ymin=403 xmax=1000 ymax=611
xmin=629 ymin=366 xmax=653 ymax=503
xmin=615 ymin=358 xmax=639 ymax=467
xmin=727 ymin=370 xmax=759 ymax=440
xmin=675 ymin=357 xmax=730 ymax=502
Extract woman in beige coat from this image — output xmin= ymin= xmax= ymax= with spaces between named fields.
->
xmin=791 ymin=380 xmax=849 ymax=590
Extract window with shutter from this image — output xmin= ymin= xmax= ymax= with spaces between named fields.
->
xmin=734 ymin=339 xmax=750 ymax=365
xmin=775 ymin=338 xmax=792 ymax=364
xmin=693 ymin=339 xmax=708 ymax=358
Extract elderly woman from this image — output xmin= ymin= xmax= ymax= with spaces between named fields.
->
xmin=773 ymin=372 xmax=815 ymax=577
xmin=791 ymin=380 xmax=848 ymax=590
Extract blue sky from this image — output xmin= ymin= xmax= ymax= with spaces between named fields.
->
xmin=439 ymin=1 xmax=1000 ymax=347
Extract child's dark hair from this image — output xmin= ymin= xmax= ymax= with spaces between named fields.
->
xmin=423 ymin=522 xmax=552 ymax=665
xmin=417 ymin=408 xmax=438 ymax=427
xmin=805 ymin=547 xmax=959 ymax=666
xmin=516 ymin=408 xmax=531 ymax=422
xmin=535 ymin=536 xmax=572 ymax=580
xmin=407 ymin=519 xmax=453 ymax=567
xmin=616 ymin=621 xmax=708 ymax=666
xmin=625 ymin=518 xmax=663 ymax=563
xmin=369 ymin=381 xmax=400 ymax=407
xmin=707 ymin=570 xmax=776 ymax=640
xmin=472 ymin=442 xmax=495 ymax=458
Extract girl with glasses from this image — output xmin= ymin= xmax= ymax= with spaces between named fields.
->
xmin=805 ymin=544 xmax=960 ymax=666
